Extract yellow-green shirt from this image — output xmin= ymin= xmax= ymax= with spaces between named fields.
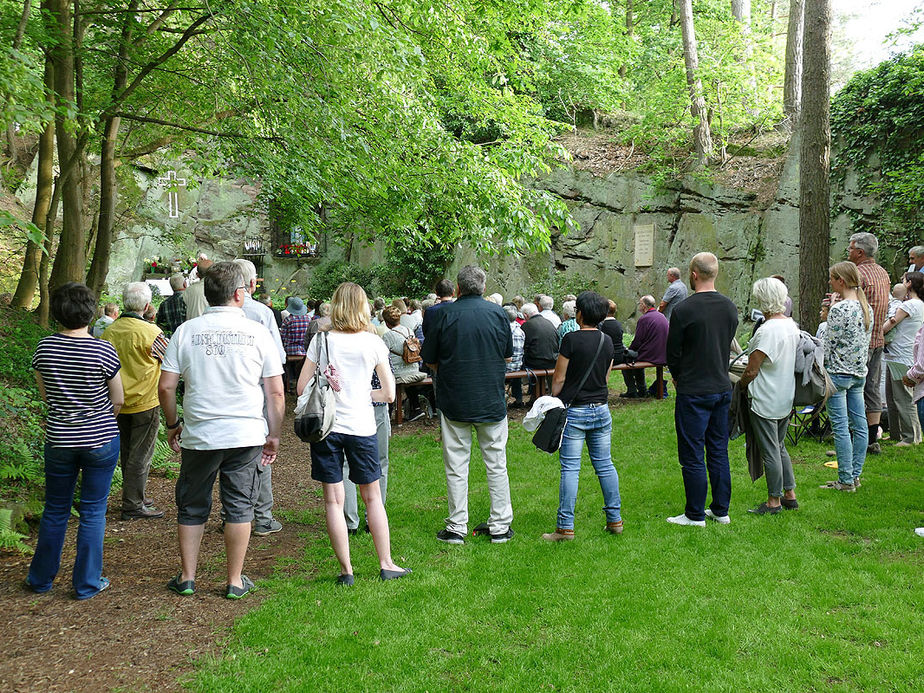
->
xmin=102 ymin=315 xmax=168 ymax=414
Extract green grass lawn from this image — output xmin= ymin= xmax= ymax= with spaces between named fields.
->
xmin=192 ymin=394 xmax=924 ymax=692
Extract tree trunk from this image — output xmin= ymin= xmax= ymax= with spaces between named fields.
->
xmin=4 ymin=0 xmax=33 ymax=162
xmin=37 ymin=175 xmax=63 ymax=327
xmin=86 ymin=1 xmax=137 ymax=296
xmin=731 ymin=0 xmax=751 ymax=22
xmin=783 ymin=0 xmax=805 ymax=126
xmin=12 ymin=50 xmax=54 ymax=309
xmin=678 ymin=0 xmax=713 ymax=166
xmin=797 ymin=0 xmax=831 ymax=335
xmin=47 ymin=0 xmax=88 ymax=292
xmin=619 ymin=0 xmax=635 ymax=78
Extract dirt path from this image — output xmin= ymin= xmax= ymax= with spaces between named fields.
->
xmin=0 ymin=406 xmax=323 ymax=692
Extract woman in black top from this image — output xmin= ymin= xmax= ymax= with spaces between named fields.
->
xmin=543 ymin=291 xmax=623 ymax=541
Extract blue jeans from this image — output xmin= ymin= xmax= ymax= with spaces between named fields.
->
xmin=556 ymin=404 xmax=621 ymax=530
xmin=675 ymin=391 xmax=732 ymax=521
xmin=827 ymin=374 xmax=868 ymax=484
xmin=28 ymin=436 xmax=119 ymax=599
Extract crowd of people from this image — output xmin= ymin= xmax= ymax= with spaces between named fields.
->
xmin=22 ymin=235 xmax=924 ymax=599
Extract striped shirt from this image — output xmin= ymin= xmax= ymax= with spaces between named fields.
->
xmin=32 ymin=334 xmax=121 ymax=448
xmin=856 ymin=258 xmax=890 ymax=349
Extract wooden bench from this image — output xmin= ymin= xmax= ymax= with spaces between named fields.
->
xmin=393 ymin=363 xmax=666 ymax=424
xmin=394 ymin=369 xmax=555 ymax=424
xmin=611 ymin=361 xmax=666 ymax=399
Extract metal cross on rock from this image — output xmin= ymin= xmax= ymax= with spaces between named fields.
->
xmin=158 ymin=170 xmax=187 ymax=218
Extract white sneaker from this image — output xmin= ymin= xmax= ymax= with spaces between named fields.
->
xmin=915 ymin=528 xmax=924 ymax=538
xmin=666 ymin=514 xmax=706 ymax=528
xmin=705 ymin=509 xmax=731 ymax=525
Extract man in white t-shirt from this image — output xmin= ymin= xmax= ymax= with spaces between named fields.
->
xmin=233 ymin=258 xmax=286 ymax=536
xmin=158 ymin=261 xmax=284 ymax=599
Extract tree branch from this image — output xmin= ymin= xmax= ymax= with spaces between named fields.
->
xmin=101 ymin=13 xmax=213 ymax=119
xmin=112 ymin=111 xmax=280 ymax=142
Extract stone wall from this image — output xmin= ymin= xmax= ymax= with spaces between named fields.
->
xmin=11 ymin=144 xmax=887 ymax=321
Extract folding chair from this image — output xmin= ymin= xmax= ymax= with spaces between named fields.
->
xmin=787 ymin=403 xmax=830 ymax=446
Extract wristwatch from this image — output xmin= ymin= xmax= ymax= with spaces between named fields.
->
xmin=166 ymin=418 xmax=183 ymax=430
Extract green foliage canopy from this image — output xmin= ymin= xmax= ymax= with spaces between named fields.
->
xmin=831 ymin=45 xmax=924 ymax=250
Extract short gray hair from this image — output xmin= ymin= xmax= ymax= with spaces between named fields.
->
xmin=123 ymin=282 xmax=152 ymax=313
xmin=457 ymin=265 xmax=486 ymax=296
xmin=562 ymin=300 xmax=576 ymax=319
xmin=169 ymin=274 xmax=186 ymax=291
xmin=522 ymin=302 xmax=539 ymax=318
xmin=489 ymin=292 xmax=503 ymax=305
xmin=503 ymin=304 xmax=518 ymax=322
xmin=318 ymin=302 xmax=332 ymax=317
xmin=233 ymin=258 xmax=257 ymax=285
xmin=667 ymin=267 xmax=681 ymax=280
xmin=752 ymin=277 xmax=788 ymax=316
xmin=910 ymin=245 xmax=924 ymax=258
xmin=640 ymin=295 xmax=656 ymax=309
xmin=850 ymin=232 xmax=878 ymax=258
xmin=538 ymin=294 xmax=554 ymax=310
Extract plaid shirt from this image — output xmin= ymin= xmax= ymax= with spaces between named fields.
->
xmin=507 ymin=321 xmax=524 ymax=371
xmin=280 ymin=314 xmax=312 ymax=356
xmin=856 ymin=258 xmax=890 ymax=349
xmin=156 ymin=292 xmax=186 ymax=335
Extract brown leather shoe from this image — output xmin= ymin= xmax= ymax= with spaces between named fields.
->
xmin=541 ymin=528 xmax=575 ymax=542
xmin=121 ymin=506 xmax=165 ymax=520
xmin=605 ymin=520 xmax=624 ymax=535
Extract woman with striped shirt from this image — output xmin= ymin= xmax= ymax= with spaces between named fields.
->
xmin=26 ymin=282 xmax=124 ymax=600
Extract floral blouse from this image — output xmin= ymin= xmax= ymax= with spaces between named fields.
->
xmin=824 ymin=300 xmax=872 ymax=377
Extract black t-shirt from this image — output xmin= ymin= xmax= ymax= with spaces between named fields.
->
xmin=558 ymin=329 xmax=614 ymax=406
xmin=599 ymin=318 xmax=628 ymax=364
xmin=666 ymin=291 xmax=739 ymax=395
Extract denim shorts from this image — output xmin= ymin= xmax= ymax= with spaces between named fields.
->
xmin=175 ymin=446 xmax=261 ymax=525
xmin=310 ymin=432 xmax=380 ymax=485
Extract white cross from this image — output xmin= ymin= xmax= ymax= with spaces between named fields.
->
xmin=158 ymin=170 xmax=187 ymax=218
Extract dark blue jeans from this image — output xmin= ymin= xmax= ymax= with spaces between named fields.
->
xmin=675 ymin=392 xmax=732 ymax=521
xmin=28 ymin=436 xmax=119 ymax=599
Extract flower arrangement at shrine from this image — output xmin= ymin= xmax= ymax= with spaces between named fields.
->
xmin=142 ymin=256 xmax=163 ymax=274
xmin=277 ymin=243 xmax=318 ymax=257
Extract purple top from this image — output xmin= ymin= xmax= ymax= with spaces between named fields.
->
xmin=630 ymin=309 xmax=669 ymax=365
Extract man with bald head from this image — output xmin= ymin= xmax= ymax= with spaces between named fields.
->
xmin=665 ymin=253 xmax=738 ymax=527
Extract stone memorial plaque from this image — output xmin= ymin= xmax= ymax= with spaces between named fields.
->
xmin=634 ymin=224 xmax=654 ymax=267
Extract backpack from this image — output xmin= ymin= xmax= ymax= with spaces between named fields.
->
xmin=391 ymin=325 xmax=422 ymax=364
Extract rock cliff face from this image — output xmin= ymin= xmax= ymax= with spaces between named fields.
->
xmin=12 ymin=141 xmax=882 ymax=321
xmin=459 ymin=147 xmax=856 ymax=323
